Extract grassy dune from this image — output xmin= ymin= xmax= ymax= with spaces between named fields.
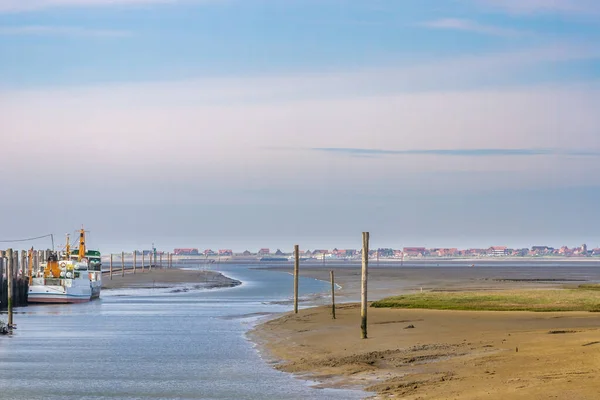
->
xmin=371 ymin=288 xmax=600 ymax=312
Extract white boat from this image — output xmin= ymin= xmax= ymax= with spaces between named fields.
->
xmin=28 ymin=228 xmax=102 ymax=304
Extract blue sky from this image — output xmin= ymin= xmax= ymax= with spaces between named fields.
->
xmin=1 ymin=0 xmax=600 ymax=252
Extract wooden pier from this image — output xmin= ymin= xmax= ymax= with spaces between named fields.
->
xmin=0 ymin=249 xmax=39 ymax=310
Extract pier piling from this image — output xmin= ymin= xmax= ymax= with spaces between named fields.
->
xmin=294 ymin=244 xmax=299 ymax=314
xmin=0 ymin=256 xmax=5 ymax=310
xmin=142 ymin=252 xmax=145 ymax=272
xmin=133 ymin=251 xmax=137 ymax=274
xmin=121 ymin=251 xmax=125 ymax=277
xmin=110 ymin=254 xmax=113 ymax=280
xmin=361 ymin=232 xmax=369 ymax=339
xmin=330 ymin=270 xmax=336 ymax=319
xmin=7 ymin=249 xmax=13 ymax=327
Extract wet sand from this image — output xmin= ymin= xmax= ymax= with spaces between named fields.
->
xmin=252 ymin=266 xmax=600 ymax=399
xmin=102 ymin=268 xmax=241 ymax=290
xmin=258 ymin=265 xmax=594 ymax=303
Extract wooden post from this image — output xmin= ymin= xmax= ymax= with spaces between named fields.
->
xmin=109 ymin=254 xmax=113 ymax=280
xmin=16 ymin=251 xmax=22 ymax=308
xmin=121 ymin=251 xmax=125 ymax=277
xmin=28 ymin=248 xmax=33 ymax=286
xmin=160 ymin=253 xmax=163 ymax=269
xmin=7 ymin=248 xmax=13 ymax=327
xmin=34 ymin=250 xmax=40 ymax=277
xmin=361 ymin=232 xmax=369 ymax=339
xmin=142 ymin=252 xmax=145 ymax=273
xmin=294 ymin=244 xmax=299 ymax=314
xmin=168 ymin=253 xmax=171 ymax=268
xmin=149 ymin=252 xmax=152 ymax=271
xmin=0 ymin=257 xmax=4 ymax=314
xmin=21 ymin=250 xmax=26 ymax=277
xmin=330 ymin=270 xmax=336 ymax=319
xmin=133 ymin=251 xmax=137 ymax=274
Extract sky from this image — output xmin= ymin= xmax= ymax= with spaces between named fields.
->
xmin=1 ymin=0 xmax=600 ymax=253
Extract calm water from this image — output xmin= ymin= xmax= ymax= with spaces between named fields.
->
xmin=0 ymin=267 xmax=364 ymax=400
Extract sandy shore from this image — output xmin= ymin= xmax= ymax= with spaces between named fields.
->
xmin=252 ymin=266 xmax=600 ymax=399
xmin=102 ymin=268 xmax=241 ymax=290
xmin=258 ymin=266 xmax=588 ymax=304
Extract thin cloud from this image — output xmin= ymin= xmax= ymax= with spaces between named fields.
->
xmin=311 ymin=148 xmax=600 ymax=157
xmin=472 ymin=0 xmax=600 ymax=15
xmin=0 ymin=0 xmax=201 ymax=13
xmin=422 ymin=18 xmax=524 ymax=37
xmin=0 ymin=25 xmax=132 ymax=37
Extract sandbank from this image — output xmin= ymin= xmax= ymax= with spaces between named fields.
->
xmin=102 ymin=268 xmax=241 ymax=290
xmin=253 ymin=304 xmax=600 ymax=399
xmin=252 ymin=266 xmax=600 ymax=399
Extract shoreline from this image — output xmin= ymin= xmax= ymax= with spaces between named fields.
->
xmin=251 ymin=266 xmax=600 ymax=399
xmin=102 ymin=268 xmax=241 ymax=290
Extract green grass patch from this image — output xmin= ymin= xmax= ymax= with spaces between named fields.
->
xmin=371 ymin=289 xmax=600 ymax=312
xmin=578 ymin=284 xmax=600 ymax=291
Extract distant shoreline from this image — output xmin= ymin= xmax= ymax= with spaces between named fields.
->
xmin=102 ymin=268 xmax=241 ymax=290
xmin=103 ymin=255 xmax=600 ymax=265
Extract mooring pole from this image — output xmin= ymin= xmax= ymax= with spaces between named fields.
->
xmin=294 ymin=244 xmax=299 ymax=314
xmin=361 ymin=232 xmax=369 ymax=339
xmin=133 ymin=251 xmax=137 ymax=274
xmin=28 ymin=248 xmax=33 ymax=286
xmin=121 ymin=251 xmax=125 ymax=277
xmin=330 ymin=270 xmax=336 ymax=319
xmin=160 ymin=253 xmax=163 ymax=269
xmin=7 ymin=248 xmax=13 ymax=327
xmin=109 ymin=254 xmax=113 ymax=280
xmin=142 ymin=252 xmax=145 ymax=273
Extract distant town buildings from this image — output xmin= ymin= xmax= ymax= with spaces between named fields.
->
xmin=403 ymin=247 xmax=426 ymax=257
xmin=170 ymin=243 xmax=598 ymax=259
xmin=488 ymin=246 xmax=508 ymax=256
xmin=173 ymin=248 xmax=199 ymax=256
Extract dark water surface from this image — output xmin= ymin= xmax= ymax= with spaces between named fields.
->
xmin=0 ymin=267 xmax=364 ymax=400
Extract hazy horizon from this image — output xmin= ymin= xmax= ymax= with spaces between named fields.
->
xmin=1 ymin=0 xmax=599 ymax=253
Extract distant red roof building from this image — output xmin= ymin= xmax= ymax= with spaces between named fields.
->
xmin=174 ymin=248 xmax=199 ymax=255
xmin=436 ymin=248 xmax=458 ymax=257
xmin=330 ymin=249 xmax=356 ymax=257
xmin=218 ymin=249 xmax=233 ymax=256
xmin=258 ymin=248 xmax=270 ymax=255
xmin=403 ymin=247 xmax=426 ymax=256
xmin=488 ymin=246 xmax=508 ymax=256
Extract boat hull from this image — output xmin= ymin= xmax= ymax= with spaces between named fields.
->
xmin=27 ymin=293 xmax=90 ymax=304
xmin=28 ymin=281 xmax=93 ymax=304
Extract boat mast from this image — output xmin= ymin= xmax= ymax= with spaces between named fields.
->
xmin=65 ymin=234 xmax=71 ymax=260
xmin=78 ymin=227 xmax=86 ymax=261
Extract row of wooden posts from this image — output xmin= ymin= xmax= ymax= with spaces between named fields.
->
xmin=0 ymin=249 xmax=48 ymax=329
xmin=106 ymin=251 xmax=174 ymax=279
xmin=292 ymin=232 xmax=370 ymax=339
